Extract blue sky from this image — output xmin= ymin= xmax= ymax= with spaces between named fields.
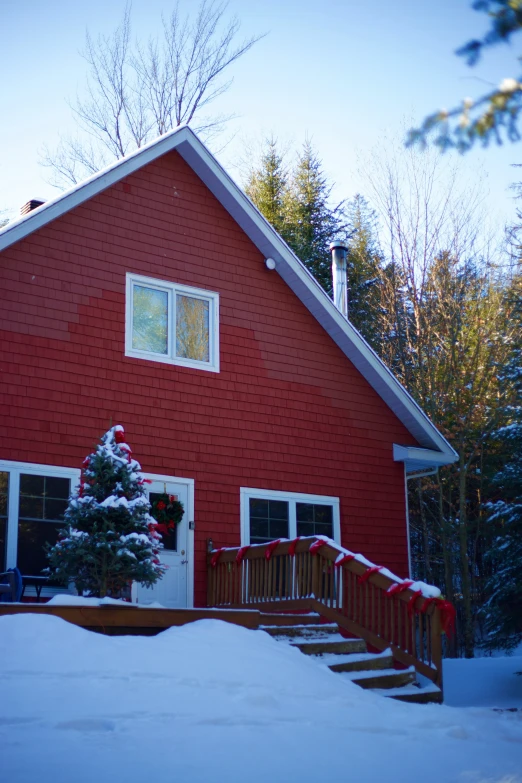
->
xmin=2 ymin=0 xmax=522 ymax=231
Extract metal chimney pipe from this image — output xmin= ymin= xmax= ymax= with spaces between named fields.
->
xmin=330 ymin=240 xmax=349 ymax=318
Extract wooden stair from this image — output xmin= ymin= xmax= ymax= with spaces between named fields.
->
xmin=260 ymin=613 xmax=442 ymax=704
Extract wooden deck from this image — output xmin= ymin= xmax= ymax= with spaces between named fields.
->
xmin=0 ymin=603 xmax=261 ymax=635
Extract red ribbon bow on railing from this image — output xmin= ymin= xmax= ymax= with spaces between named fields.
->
xmin=407 ymin=590 xmax=423 ymax=618
xmin=386 ymin=579 xmax=414 ymax=596
xmin=288 ymin=537 xmax=301 ymax=556
xmin=265 ymin=540 xmax=281 ymax=560
xmin=335 ymin=554 xmax=356 ymax=568
xmin=210 ymin=548 xmax=225 ymax=568
xmin=357 ymin=565 xmax=383 ymax=584
xmin=420 ymin=597 xmax=457 ymax=637
xmin=309 ymin=539 xmax=326 ymax=555
xmin=387 ymin=579 xmax=423 ymax=615
xmin=235 ymin=545 xmax=250 ymax=565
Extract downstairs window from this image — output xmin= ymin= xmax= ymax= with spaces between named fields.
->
xmin=241 ymin=488 xmax=340 ymax=546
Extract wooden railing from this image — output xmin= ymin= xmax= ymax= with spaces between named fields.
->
xmin=207 ymin=537 xmax=444 ymax=690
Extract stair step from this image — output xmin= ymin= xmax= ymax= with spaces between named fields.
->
xmin=373 ymin=683 xmax=443 ymax=704
xmin=258 ymin=613 xmax=322 ymax=627
xmin=319 ymin=649 xmax=392 ymax=672
xmin=262 ymin=623 xmax=339 ymax=638
xmin=293 ymin=637 xmax=367 ymax=656
xmin=339 ymin=666 xmax=417 ymax=690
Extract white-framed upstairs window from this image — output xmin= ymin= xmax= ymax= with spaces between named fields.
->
xmin=125 ymin=273 xmax=220 ymax=373
xmin=240 ymin=488 xmax=341 ymax=546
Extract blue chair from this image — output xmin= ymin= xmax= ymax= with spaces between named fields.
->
xmin=0 ymin=568 xmax=23 ymax=602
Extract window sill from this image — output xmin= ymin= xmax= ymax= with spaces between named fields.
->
xmin=124 ymin=348 xmax=220 ymax=373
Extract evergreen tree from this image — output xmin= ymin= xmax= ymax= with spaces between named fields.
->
xmin=284 ymin=140 xmax=346 ymax=293
xmin=245 ymin=136 xmax=289 ymax=240
xmin=482 ymin=282 xmax=522 ymax=652
xmin=344 ymin=194 xmax=385 ymax=350
xmin=46 ymin=425 xmax=165 ymax=597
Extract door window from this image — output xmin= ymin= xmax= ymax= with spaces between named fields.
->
xmin=149 ymin=491 xmax=177 ymax=551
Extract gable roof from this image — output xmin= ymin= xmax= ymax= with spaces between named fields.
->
xmin=0 ymin=126 xmax=457 ymax=472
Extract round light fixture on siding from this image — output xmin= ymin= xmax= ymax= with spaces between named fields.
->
xmin=265 ymin=258 xmax=276 ymax=270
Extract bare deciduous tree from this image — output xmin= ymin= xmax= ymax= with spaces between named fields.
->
xmin=41 ymin=1 xmax=264 ymax=188
xmin=360 ymin=141 xmax=513 ymax=656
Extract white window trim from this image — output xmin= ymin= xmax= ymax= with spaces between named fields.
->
xmin=0 ymin=460 xmax=81 ymax=573
xmin=125 ymin=272 xmax=220 ymax=373
xmin=240 ymin=487 xmax=341 ymax=547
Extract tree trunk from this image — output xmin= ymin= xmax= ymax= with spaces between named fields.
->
xmin=100 ymin=553 xmax=108 ymax=598
xmin=418 ymin=478 xmax=432 ymax=583
xmin=459 ymin=457 xmax=474 ymax=657
xmin=439 ymin=481 xmax=457 ymax=657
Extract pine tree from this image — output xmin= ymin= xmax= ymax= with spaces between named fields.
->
xmin=482 ymin=282 xmax=522 ymax=653
xmin=245 ymin=136 xmax=289 ymax=240
xmin=46 ymin=425 xmax=165 ymax=597
xmin=284 ymin=140 xmax=346 ymax=294
xmin=344 ymin=194 xmax=385 ymax=350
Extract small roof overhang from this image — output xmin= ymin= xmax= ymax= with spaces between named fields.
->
xmin=393 ymin=445 xmax=457 ymax=475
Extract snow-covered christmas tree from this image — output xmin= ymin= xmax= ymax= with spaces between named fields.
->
xmin=47 ymin=425 xmax=166 ymax=598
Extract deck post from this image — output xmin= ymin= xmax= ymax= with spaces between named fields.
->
xmin=430 ymin=606 xmax=443 ymax=689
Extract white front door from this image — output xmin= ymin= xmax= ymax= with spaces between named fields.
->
xmin=136 ymin=480 xmax=189 ymax=608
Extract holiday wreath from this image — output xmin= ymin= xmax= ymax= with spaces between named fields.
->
xmin=150 ymin=493 xmax=185 ymax=536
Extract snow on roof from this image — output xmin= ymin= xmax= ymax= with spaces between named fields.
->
xmin=0 ymin=125 xmax=457 ymax=467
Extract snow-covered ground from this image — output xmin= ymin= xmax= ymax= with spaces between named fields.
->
xmin=1 ymin=615 xmax=521 ymax=783
xmin=444 ymin=654 xmax=522 ymax=709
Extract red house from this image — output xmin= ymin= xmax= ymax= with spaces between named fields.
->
xmin=0 ymin=126 xmax=456 ymax=608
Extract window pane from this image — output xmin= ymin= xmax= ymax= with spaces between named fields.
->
xmin=132 ymin=285 xmax=168 ymax=355
xmin=296 ymin=521 xmax=314 ymax=538
xmin=20 ymin=474 xmax=44 ymax=495
xmin=296 ymin=503 xmax=314 ymax=523
xmin=0 ymin=472 xmax=7 ymax=571
xmin=249 ymin=498 xmax=288 ymax=544
xmin=176 ymin=294 xmax=209 ymax=362
xmin=18 ymin=475 xmax=71 ymax=576
xmin=250 ymin=518 xmax=269 ymax=542
xmin=0 ymin=471 xmax=8 ymax=516
xmin=249 ymin=498 xmax=268 ymax=518
xmin=19 ymin=495 xmax=44 ymax=519
xmin=17 ymin=521 xmax=63 ymax=576
xmin=270 ymin=501 xmax=288 ymax=520
xmin=315 ymin=505 xmax=333 ymax=525
xmin=45 ymin=477 xmax=70 ymax=500
xmin=44 ymin=498 xmax=69 ymax=521
xmin=0 ymin=518 xmax=5 ymax=572
xmin=296 ymin=503 xmax=333 ymax=539
xmin=270 ymin=518 xmax=288 ymax=539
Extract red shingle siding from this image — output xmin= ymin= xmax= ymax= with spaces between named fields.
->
xmin=0 ymin=150 xmax=418 ymax=605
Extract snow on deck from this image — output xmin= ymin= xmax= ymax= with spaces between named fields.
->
xmin=1 ymin=615 xmax=521 ymax=783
